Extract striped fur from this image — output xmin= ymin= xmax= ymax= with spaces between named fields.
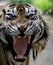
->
xmin=0 ymin=3 xmax=48 ymax=65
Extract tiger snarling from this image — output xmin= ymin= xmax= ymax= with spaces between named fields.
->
xmin=0 ymin=3 xmax=48 ymax=65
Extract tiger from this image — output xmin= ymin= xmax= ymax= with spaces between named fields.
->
xmin=0 ymin=3 xmax=48 ymax=65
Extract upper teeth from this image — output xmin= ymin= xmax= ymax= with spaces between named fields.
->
xmin=28 ymin=35 xmax=31 ymax=44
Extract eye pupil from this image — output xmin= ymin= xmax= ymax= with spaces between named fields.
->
xmin=8 ymin=10 xmax=10 ymax=12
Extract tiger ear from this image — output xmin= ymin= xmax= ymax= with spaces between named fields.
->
xmin=0 ymin=7 xmax=6 ymax=20
xmin=0 ymin=6 xmax=3 ymax=18
xmin=2 ymin=9 xmax=6 ymax=16
xmin=0 ymin=3 xmax=9 ymax=19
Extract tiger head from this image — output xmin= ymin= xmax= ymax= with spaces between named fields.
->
xmin=0 ymin=3 xmax=43 ymax=60
xmin=0 ymin=3 xmax=39 ymax=35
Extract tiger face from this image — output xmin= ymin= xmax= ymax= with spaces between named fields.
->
xmin=0 ymin=3 xmax=48 ymax=65
xmin=1 ymin=3 xmax=39 ymax=36
xmin=4 ymin=3 xmax=38 ymax=59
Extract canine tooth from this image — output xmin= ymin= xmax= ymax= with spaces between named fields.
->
xmin=24 ymin=56 xmax=27 ymax=59
xmin=13 ymin=36 xmax=15 ymax=44
xmin=15 ymin=56 xmax=16 ymax=59
xmin=24 ymin=36 xmax=26 ymax=38
xmin=28 ymin=35 xmax=31 ymax=44
xmin=18 ymin=36 xmax=21 ymax=38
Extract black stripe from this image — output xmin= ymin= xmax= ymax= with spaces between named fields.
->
xmin=33 ymin=49 xmax=35 ymax=60
xmin=33 ymin=48 xmax=38 ymax=60
xmin=35 ymin=20 xmax=48 ymax=43
xmin=9 ymin=3 xmax=16 ymax=7
xmin=25 ymin=4 xmax=31 ymax=7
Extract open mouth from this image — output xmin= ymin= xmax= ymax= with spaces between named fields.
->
xmin=13 ymin=35 xmax=31 ymax=60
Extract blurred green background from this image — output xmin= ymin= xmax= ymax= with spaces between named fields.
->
xmin=9 ymin=0 xmax=53 ymax=16
xmin=9 ymin=0 xmax=53 ymax=11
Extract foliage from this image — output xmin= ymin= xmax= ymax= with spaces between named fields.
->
xmin=9 ymin=0 xmax=31 ymax=3
xmin=31 ymin=0 xmax=52 ymax=11
xmin=9 ymin=0 xmax=53 ymax=12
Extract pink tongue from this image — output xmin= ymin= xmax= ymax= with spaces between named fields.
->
xmin=13 ymin=36 xmax=28 ymax=59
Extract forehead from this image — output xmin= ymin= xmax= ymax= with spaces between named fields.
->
xmin=9 ymin=3 xmax=24 ymax=8
xmin=9 ymin=3 xmax=16 ymax=7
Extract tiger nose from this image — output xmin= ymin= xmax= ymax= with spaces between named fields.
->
xmin=19 ymin=26 xmax=26 ymax=31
